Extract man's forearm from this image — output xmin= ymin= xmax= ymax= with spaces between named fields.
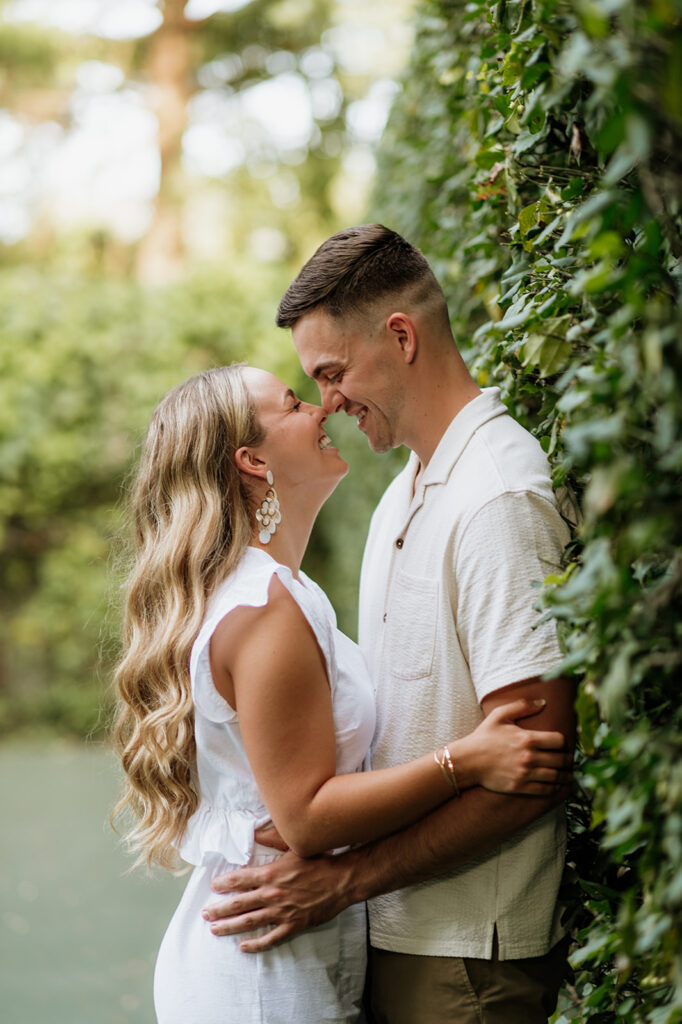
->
xmin=206 ymin=783 xmax=562 ymax=951
xmin=341 ymin=787 xmax=559 ymax=906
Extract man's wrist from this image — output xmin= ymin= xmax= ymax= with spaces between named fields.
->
xmin=332 ymin=842 xmax=387 ymax=906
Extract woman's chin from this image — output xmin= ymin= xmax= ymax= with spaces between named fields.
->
xmin=323 ymin=457 xmax=349 ymax=493
xmin=335 ymin=455 xmax=350 ymax=478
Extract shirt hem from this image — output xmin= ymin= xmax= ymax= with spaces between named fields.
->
xmin=368 ymin=925 xmax=568 ymax=961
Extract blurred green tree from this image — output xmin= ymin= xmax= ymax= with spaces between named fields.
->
xmin=0 ymin=0 xmax=414 ymax=736
xmin=0 ymin=0 xmax=412 ymax=274
xmin=0 ymin=266 xmax=290 ymax=734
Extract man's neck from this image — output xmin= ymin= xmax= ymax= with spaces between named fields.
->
xmin=407 ymin=373 xmax=482 ymax=468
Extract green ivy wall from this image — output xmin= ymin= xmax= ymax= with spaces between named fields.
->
xmin=372 ymin=1 xmax=682 ymax=1021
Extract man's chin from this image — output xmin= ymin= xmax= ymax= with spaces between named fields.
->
xmin=366 ymin=434 xmax=392 ymax=454
xmin=356 ymin=415 xmax=393 ymax=453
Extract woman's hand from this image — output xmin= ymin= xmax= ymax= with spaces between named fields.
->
xmin=459 ymin=698 xmax=572 ymax=795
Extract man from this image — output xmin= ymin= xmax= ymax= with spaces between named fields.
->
xmin=204 ymin=225 xmax=575 ymax=1023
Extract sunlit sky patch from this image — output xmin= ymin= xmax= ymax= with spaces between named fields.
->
xmin=5 ymin=0 xmax=163 ymax=38
xmin=6 ymin=0 xmax=264 ymax=35
xmin=0 ymin=0 xmax=412 ymax=244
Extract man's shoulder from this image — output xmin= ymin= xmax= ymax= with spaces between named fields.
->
xmin=455 ymin=412 xmax=554 ymax=507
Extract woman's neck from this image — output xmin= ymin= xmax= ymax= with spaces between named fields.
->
xmin=250 ymin=495 xmax=318 ymax=577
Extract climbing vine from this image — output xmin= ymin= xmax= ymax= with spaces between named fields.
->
xmin=373 ymin=1 xmax=682 ymax=1020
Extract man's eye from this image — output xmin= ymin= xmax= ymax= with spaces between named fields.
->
xmin=328 ymin=373 xmax=342 ymax=384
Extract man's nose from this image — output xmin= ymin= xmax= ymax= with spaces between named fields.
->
xmin=318 ymin=381 xmax=346 ymax=416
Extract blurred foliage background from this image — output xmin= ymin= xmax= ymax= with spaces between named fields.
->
xmin=0 ymin=0 xmax=410 ymax=738
xmin=2 ymin=1 xmax=681 ymax=1021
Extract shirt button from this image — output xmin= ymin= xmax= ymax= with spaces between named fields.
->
xmin=395 ymin=538 xmax=404 ymax=549
xmin=382 ymin=613 xmax=387 ymax=623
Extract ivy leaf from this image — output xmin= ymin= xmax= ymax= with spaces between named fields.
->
xmin=602 ymin=114 xmax=652 ymax=186
xmin=522 ymin=331 xmax=572 ymax=376
xmin=518 ymin=201 xmax=539 ymax=236
xmin=556 ymin=191 xmax=617 ymax=248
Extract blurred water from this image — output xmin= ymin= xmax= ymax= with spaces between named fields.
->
xmin=0 ymin=741 xmax=184 ymax=1024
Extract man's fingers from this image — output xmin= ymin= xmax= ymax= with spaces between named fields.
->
xmin=209 ymin=910 xmax=274 ymax=937
xmin=203 ymin=892 xmax=266 ymax=922
xmin=240 ymin=924 xmax=295 ymax=953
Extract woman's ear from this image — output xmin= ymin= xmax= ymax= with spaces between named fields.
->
xmin=234 ymin=446 xmax=267 ymax=480
xmin=386 ymin=312 xmax=417 ymax=364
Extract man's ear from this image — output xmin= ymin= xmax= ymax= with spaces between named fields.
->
xmin=386 ymin=312 xmax=417 ymax=364
xmin=234 ymin=446 xmax=267 ymax=480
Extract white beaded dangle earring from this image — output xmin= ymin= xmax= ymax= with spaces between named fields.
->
xmin=255 ymin=469 xmax=281 ymax=545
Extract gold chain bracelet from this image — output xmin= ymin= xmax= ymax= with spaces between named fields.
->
xmin=433 ymin=745 xmax=460 ymax=797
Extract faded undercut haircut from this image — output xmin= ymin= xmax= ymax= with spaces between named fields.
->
xmin=276 ymin=223 xmax=448 ymax=329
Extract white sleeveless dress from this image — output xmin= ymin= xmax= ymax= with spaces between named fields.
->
xmin=153 ymin=547 xmax=376 ymax=1024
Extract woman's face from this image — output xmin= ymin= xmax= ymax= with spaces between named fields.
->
xmin=241 ymin=368 xmax=348 ymax=495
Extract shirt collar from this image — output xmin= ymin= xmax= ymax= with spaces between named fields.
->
xmin=417 ymin=387 xmax=507 ymax=491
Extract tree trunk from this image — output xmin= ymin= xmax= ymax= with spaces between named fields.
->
xmin=135 ymin=0 xmax=194 ymax=285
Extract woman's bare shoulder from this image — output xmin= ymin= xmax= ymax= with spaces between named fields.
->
xmin=210 ymin=574 xmax=316 ymax=668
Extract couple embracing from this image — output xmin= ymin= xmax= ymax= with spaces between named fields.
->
xmin=114 ymin=225 xmax=575 ymax=1024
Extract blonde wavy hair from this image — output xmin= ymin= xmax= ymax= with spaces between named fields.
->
xmin=111 ymin=365 xmax=264 ymax=870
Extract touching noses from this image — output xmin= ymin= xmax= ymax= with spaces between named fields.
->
xmin=303 ymin=400 xmax=327 ymax=427
xmin=314 ymin=404 xmax=327 ymax=427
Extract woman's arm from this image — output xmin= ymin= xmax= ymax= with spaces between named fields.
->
xmin=209 ymin=577 xmax=570 ymax=859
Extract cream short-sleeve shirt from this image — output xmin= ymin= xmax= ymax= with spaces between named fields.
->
xmin=359 ymin=388 xmax=570 ymax=960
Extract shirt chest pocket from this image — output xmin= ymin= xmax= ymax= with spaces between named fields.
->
xmin=386 ymin=570 xmax=439 ymax=680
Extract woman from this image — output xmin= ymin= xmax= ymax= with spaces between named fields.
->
xmin=113 ymin=365 xmax=570 ymax=1024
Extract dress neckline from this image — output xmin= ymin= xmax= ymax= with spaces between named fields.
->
xmin=245 ymin=545 xmax=308 ymax=589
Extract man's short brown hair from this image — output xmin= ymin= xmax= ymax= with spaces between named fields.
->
xmin=276 ymin=224 xmax=440 ymax=328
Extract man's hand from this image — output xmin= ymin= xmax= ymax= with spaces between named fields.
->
xmin=203 ymin=678 xmax=574 ymax=954
xmin=203 ymin=850 xmax=355 ymax=953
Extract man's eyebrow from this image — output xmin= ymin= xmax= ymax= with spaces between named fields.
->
xmin=310 ymin=361 xmax=339 ymax=381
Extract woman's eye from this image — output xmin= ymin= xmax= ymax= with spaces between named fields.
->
xmin=292 ymin=400 xmax=302 ymax=411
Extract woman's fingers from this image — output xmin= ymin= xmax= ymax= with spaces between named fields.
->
xmin=517 ymin=781 xmax=569 ymax=796
xmin=525 ymin=728 xmax=569 ymax=750
xmin=527 ymin=748 xmax=573 ymax=767
xmin=489 ymin=698 xmax=547 ymax=723
xmin=489 ymin=700 xmax=571 ymax=748
xmin=512 ymin=760 xmax=574 ymax=791
xmin=525 ymin=766 xmax=572 ymax=785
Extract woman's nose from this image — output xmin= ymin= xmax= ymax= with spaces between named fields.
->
xmin=310 ymin=403 xmax=327 ymax=427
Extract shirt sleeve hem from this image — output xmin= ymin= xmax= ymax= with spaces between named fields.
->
xmin=473 ymin=656 xmax=565 ymax=703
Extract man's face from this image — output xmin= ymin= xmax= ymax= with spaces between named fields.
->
xmin=292 ymin=308 xmax=403 ymax=454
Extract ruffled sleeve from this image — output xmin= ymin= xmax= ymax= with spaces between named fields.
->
xmin=190 ymin=637 xmax=237 ymax=724
xmin=190 ymin=551 xmax=338 ymax=723
xmin=178 ymin=804 xmax=272 ymax=867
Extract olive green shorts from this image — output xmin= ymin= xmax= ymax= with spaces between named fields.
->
xmin=366 ymin=932 xmax=570 ymax=1024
